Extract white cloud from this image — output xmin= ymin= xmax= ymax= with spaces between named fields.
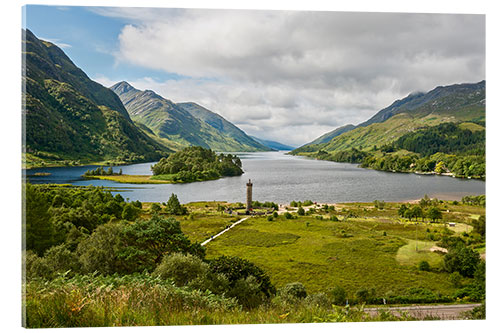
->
xmin=93 ymin=8 xmax=485 ymax=146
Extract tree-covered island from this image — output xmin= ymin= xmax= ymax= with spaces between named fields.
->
xmin=150 ymin=146 xmax=243 ymax=182
xmin=82 ymin=146 xmax=244 ymax=184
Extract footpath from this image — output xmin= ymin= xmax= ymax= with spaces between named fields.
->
xmin=201 ymin=216 xmax=250 ymax=246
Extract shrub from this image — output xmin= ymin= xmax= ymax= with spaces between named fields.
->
xmin=154 ymin=253 xmax=209 ymax=287
xmin=305 ymin=293 xmax=330 ymax=308
xmin=355 ymin=288 xmax=376 ymax=304
xmin=297 ymin=207 xmax=305 ymax=216
xmin=284 ymin=212 xmax=293 ymax=219
xmin=443 ymin=244 xmax=480 ymax=277
xmin=267 ymin=216 xmax=274 ymax=221
xmin=330 ymin=215 xmax=339 ymax=222
xmin=448 ymin=271 xmax=462 ymax=288
xmin=77 ymin=222 xmax=124 ymax=275
xmin=209 ymin=256 xmax=276 ymax=298
xmin=24 ymin=251 xmax=51 ymax=280
xmin=418 ymin=260 xmax=431 ymax=271
xmin=272 ymin=212 xmax=278 ymax=218
xmin=279 ymin=282 xmax=308 ymax=300
xmin=150 ymin=202 xmax=162 ymax=215
xmin=227 ymin=276 xmax=265 ymax=309
xmin=121 ymin=203 xmax=140 ymax=221
xmin=328 ymin=286 xmax=347 ymax=305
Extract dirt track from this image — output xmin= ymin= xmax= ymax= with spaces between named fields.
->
xmin=363 ymin=303 xmax=482 ymax=320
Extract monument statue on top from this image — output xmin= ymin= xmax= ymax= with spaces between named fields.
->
xmin=246 ymin=179 xmax=253 ymax=213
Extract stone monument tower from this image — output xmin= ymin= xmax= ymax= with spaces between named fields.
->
xmin=246 ymin=179 xmax=253 ymax=212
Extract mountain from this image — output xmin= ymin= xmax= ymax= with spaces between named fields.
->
xmin=177 ymin=102 xmax=269 ymax=151
xmin=23 ymin=29 xmax=170 ymax=167
xmin=110 ymin=82 xmax=269 ymax=152
xmin=249 ymin=136 xmax=295 ymax=151
xmin=293 ymin=81 xmax=485 ymax=154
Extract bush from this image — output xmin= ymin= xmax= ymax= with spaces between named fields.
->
xmin=149 ymin=202 xmax=162 ymax=215
xmin=209 ymin=256 xmax=276 ymax=298
xmin=272 ymin=212 xmax=278 ymax=218
xmin=267 ymin=216 xmax=274 ymax=221
xmin=355 ymin=288 xmax=376 ymax=304
xmin=305 ymin=293 xmax=330 ymax=308
xmin=330 ymin=215 xmax=339 ymax=222
xmin=328 ymin=286 xmax=347 ymax=305
xmin=279 ymin=282 xmax=307 ymax=300
xmin=227 ymin=276 xmax=265 ymax=309
xmin=154 ymin=253 xmax=209 ymax=287
xmin=297 ymin=207 xmax=305 ymax=216
xmin=284 ymin=212 xmax=293 ymax=219
xmin=443 ymin=244 xmax=480 ymax=277
xmin=121 ymin=203 xmax=140 ymax=221
xmin=24 ymin=244 xmax=80 ymax=280
xmin=448 ymin=271 xmax=462 ymax=287
xmin=77 ymin=222 xmax=124 ymax=275
xmin=418 ymin=260 xmax=431 ymax=271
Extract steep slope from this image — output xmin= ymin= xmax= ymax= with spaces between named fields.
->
xmin=293 ymin=81 xmax=485 ymax=154
xmin=23 ymin=29 xmax=170 ymax=167
xmin=249 ymin=136 xmax=295 ymax=151
xmin=178 ymin=102 xmax=269 ymax=151
xmin=111 ymin=82 xmax=269 ymax=152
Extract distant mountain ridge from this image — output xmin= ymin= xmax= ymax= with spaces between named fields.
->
xmin=293 ymin=80 xmax=485 ymax=154
xmin=23 ymin=29 xmax=170 ymax=167
xmin=111 ymin=82 xmax=269 ymax=152
xmin=249 ymin=136 xmax=295 ymax=151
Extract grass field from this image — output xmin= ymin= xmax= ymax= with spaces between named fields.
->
xmin=84 ymin=174 xmax=173 ymax=184
xmin=138 ymin=199 xmax=484 ymax=300
xmin=205 ymin=216 xmax=454 ymax=296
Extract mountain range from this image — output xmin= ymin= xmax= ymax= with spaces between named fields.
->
xmin=22 ymin=29 xmax=485 ymax=169
xmin=293 ymin=80 xmax=485 ymax=154
xmin=23 ymin=29 xmax=170 ymax=167
xmin=249 ymin=136 xmax=295 ymax=151
xmin=110 ymin=82 xmax=269 ymax=152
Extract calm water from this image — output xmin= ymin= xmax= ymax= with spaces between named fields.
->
xmin=25 ymin=151 xmax=485 ymax=204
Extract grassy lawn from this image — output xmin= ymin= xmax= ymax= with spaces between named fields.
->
xmin=84 ymin=174 xmax=173 ymax=184
xmin=396 ymin=239 xmax=443 ymax=267
xmin=205 ymin=215 xmax=457 ymax=297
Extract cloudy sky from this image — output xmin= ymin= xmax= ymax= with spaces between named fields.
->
xmin=25 ymin=6 xmax=485 ymax=146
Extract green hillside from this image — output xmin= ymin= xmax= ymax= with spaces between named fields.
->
xmin=178 ymin=103 xmax=269 ymax=151
xmin=23 ymin=30 xmax=170 ymax=168
xmin=111 ymin=82 xmax=269 ymax=152
xmin=293 ymin=81 xmax=485 ymax=155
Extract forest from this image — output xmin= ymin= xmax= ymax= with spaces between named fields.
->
xmin=312 ymin=122 xmax=485 ymax=179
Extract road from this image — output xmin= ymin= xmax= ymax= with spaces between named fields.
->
xmin=200 ymin=216 xmax=250 ymax=246
xmin=363 ymin=303 xmax=482 ymax=320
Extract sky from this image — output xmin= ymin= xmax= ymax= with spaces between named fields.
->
xmin=24 ymin=5 xmax=485 ymax=147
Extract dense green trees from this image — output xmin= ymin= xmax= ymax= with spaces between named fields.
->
xmin=443 ymin=243 xmax=481 ymax=278
xmin=151 ymin=146 xmax=243 ymax=182
xmin=164 ymin=193 xmax=188 ymax=215
xmin=119 ymin=216 xmax=205 ymax=273
xmin=472 ymin=215 xmax=485 ymax=238
xmin=394 ymin=122 xmax=485 ymax=157
xmin=24 ymin=184 xmax=131 ymax=255
xmin=316 ymin=148 xmax=369 ymax=163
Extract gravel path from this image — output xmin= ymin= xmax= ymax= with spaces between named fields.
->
xmin=201 ymin=216 xmax=250 ymax=246
xmin=363 ymin=303 xmax=482 ymax=320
